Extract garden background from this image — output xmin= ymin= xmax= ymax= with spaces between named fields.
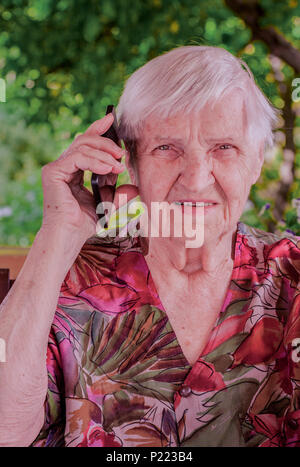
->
xmin=0 ymin=0 xmax=299 ymax=248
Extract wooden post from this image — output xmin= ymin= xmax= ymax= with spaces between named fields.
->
xmin=0 ymin=268 xmax=10 ymax=304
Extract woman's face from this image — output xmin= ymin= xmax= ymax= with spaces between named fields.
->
xmin=130 ymin=92 xmax=264 ymax=241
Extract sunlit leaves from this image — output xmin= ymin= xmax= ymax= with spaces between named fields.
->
xmin=0 ymin=0 xmax=299 ymax=244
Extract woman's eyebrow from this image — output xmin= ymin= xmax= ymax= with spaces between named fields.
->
xmin=140 ymin=136 xmax=183 ymax=152
xmin=141 ymin=135 xmax=239 ymax=152
xmin=153 ymin=136 xmax=184 ymax=143
xmin=205 ymin=136 xmax=237 ymax=143
xmin=153 ymin=136 xmax=239 ymax=144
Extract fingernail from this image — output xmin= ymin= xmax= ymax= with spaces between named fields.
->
xmin=112 ymin=165 xmax=124 ymax=173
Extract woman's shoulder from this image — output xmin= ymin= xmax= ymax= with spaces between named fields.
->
xmin=56 ymin=231 xmax=152 ymax=318
xmin=237 ymin=221 xmax=300 ymax=257
xmin=63 ymin=231 xmax=141 ymax=289
xmin=52 ymin=232 xmax=160 ymax=349
xmin=238 ymin=221 xmax=300 ymax=247
xmin=237 ymin=222 xmax=300 ymax=248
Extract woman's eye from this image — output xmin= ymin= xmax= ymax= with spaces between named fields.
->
xmin=157 ymin=145 xmax=171 ymax=151
xmin=211 ymin=144 xmax=237 ymax=158
xmin=152 ymin=145 xmax=180 ymax=159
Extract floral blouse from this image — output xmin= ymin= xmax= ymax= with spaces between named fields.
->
xmin=31 ymin=222 xmax=300 ymax=447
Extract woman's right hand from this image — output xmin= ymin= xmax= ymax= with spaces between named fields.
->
xmin=40 ymin=113 xmax=125 ymax=244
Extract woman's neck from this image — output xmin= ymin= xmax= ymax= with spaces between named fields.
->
xmin=144 ymin=227 xmax=237 ymax=279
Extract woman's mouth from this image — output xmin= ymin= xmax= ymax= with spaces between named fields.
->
xmin=173 ymin=201 xmax=217 ymax=207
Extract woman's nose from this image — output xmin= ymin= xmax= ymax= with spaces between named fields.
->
xmin=178 ymin=153 xmax=215 ymax=191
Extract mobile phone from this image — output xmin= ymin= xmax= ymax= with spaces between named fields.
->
xmin=91 ymin=105 xmax=122 ymax=222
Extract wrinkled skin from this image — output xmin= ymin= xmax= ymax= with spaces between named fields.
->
xmin=126 ymin=91 xmax=264 ymax=275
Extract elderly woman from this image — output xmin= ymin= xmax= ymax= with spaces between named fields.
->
xmin=1 ymin=46 xmax=300 ymax=448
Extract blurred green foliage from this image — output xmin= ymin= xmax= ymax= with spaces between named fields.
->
xmin=0 ymin=0 xmax=299 ymax=246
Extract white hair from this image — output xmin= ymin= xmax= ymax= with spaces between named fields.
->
xmin=117 ymin=45 xmax=280 ymax=164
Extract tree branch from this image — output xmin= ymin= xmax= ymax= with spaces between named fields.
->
xmin=266 ymin=77 xmax=296 ymax=232
xmin=225 ymin=0 xmax=300 ymax=73
xmin=273 ymin=81 xmax=295 ymax=212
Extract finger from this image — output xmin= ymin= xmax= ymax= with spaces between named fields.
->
xmin=52 ymin=152 xmax=124 ymax=184
xmin=72 ymin=134 xmax=124 ymax=159
xmin=85 ymin=113 xmax=114 ymax=136
xmin=79 ymin=145 xmax=125 ymax=168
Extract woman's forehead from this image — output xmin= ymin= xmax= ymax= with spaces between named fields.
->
xmin=139 ymin=96 xmax=246 ymax=146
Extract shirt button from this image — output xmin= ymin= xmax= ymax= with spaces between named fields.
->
xmin=287 ymin=418 xmax=299 ymax=430
xmin=179 ymin=385 xmax=192 ymax=397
